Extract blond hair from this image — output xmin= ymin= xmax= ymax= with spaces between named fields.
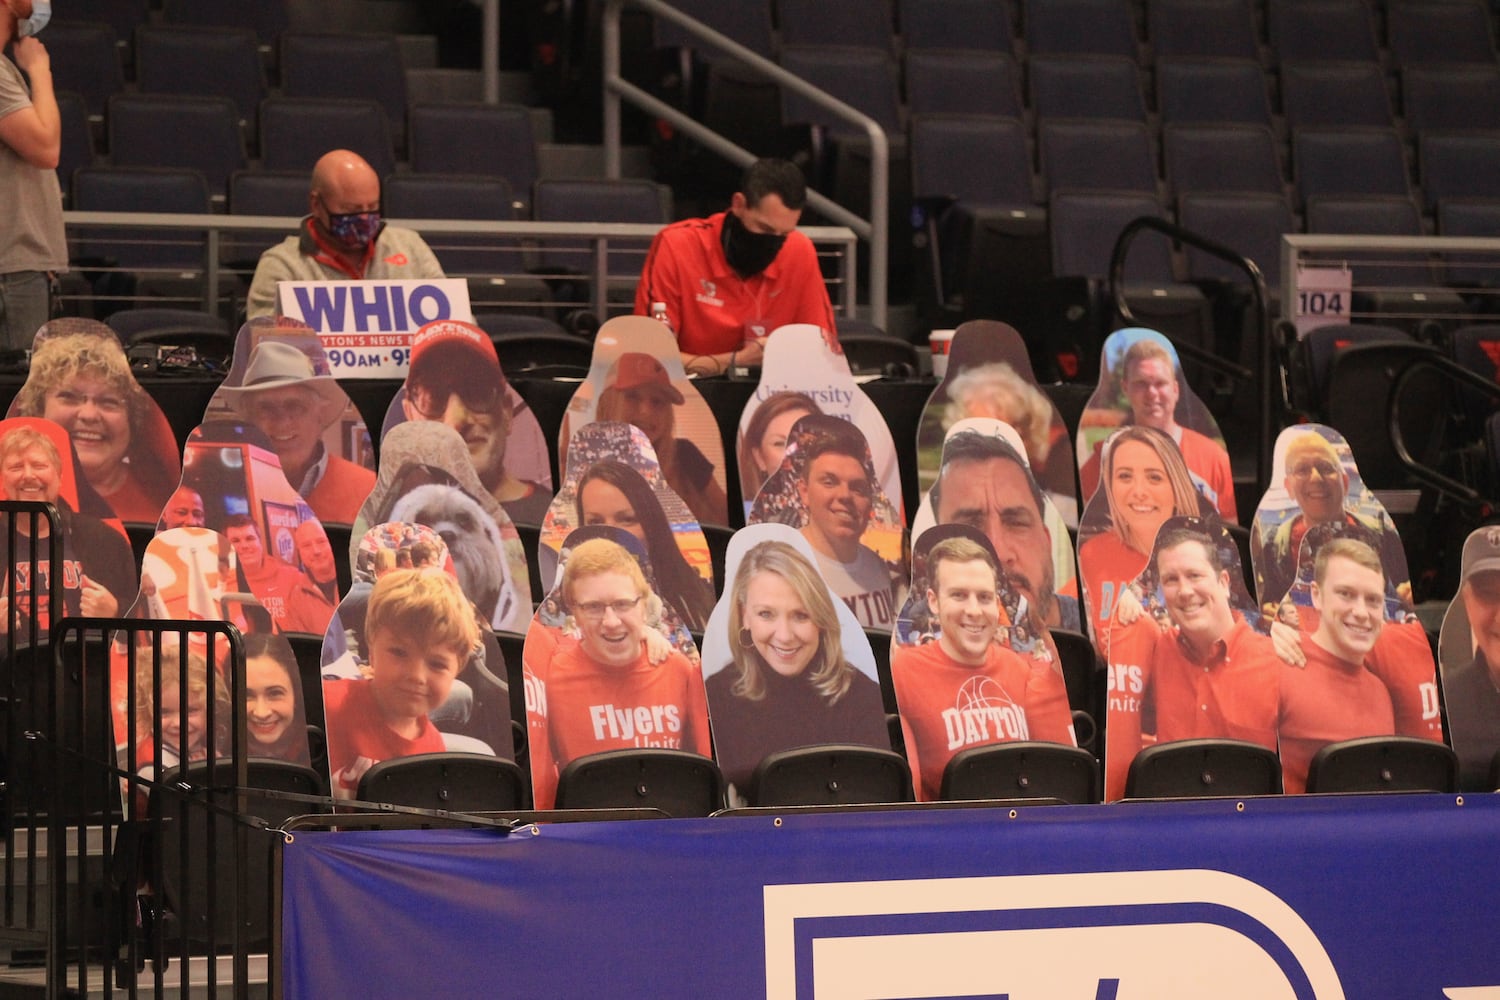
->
xmin=366 ymin=568 xmax=479 ymax=656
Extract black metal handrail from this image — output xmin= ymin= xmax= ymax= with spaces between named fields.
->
xmin=1389 ymin=351 xmax=1500 ymax=512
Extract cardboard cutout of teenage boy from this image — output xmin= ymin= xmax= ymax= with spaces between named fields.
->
xmin=700 ymin=522 xmax=889 ymax=803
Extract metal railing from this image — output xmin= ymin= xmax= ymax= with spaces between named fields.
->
xmin=600 ymin=0 xmax=887 ymax=329
xmin=61 ymin=211 xmax=860 ymax=325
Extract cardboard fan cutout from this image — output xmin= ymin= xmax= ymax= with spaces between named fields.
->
xmin=521 ymin=524 xmax=712 ymax=810
xmin=911 ymin=417 xmax=1082 ymax=635
xmin=541 ymin=420 xmax=714 ymax=634
xmin=560 ymin=316 xmax=728 ymax=526
xmin=351 ymin=419 xmax=532 ymax=634
xmin=737 ymin=323 xmax=904 ymax=523
xmin=748 ymin=412 xmax=907 ymax=632
xmin=1075 ymin=328 xmax=1237 ymax=521
xmin=700 ymin=523 xmax=890 ymax=803
xmin=212 ymin=318 xmax=376 ymax=526
xmin=1438 ymin=525 xmax=1500 ymax=791
xmin=8 ymin=317 xmax=181 ymax=524
xmin=889 ymin=523 xmax=1076 ymax=802
xmin=916 ymin=319 xmax=1077 ymax=525
xmin=319 ymin=521 xmax=514 ymax=799
xmin=380 ymin=318 xmax=554 ymax=526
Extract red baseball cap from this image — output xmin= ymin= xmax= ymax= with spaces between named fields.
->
xmin=409 ymin=319 xmax=501 ymax=377
xmin=609 ymin=352 xmax=684 ymax=403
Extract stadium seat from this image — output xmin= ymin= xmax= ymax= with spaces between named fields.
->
xmin=106 ymin=94 xmax=247 ymax=204
xmin=357 ymin=752 xmax=529 ymax=812
xmin=40 ymin=21 xmax=123 ymax=119
xmin=1279 ymin=60 xmax=1394 ymax=130
xmin=1292 ymin=126 xmax=1413 ymax=210
xmin=554 ymin=748 xmax=726 ymax=817
xmin=1039 ymin=119 xmax=1160 ymax=197
xmin=1163 ymin=122 xmax=1285 ymax=198
xmin=1154 ymin=55 xmax=1275 ymax=128
xmin=1386 ymin=0 xmax=1497 ymax=68
xmin=1023 ymin=0 xmax=1140 ymax=58
xmin=903 ymin=50 xmax=1024 ymax=119
xmin=1146 ymin=0 xmax=1261 ymax=61
xmin=1418 ymin=131 xmax=1500 ymax=216
xmin=1438 ymin=199 xmax=1500 ymax=288
xmin=278 ymin=32 xmax=409 ymax=152
xmin=1125 ymin=738 xmax=1283 ymax=798
xmin=159 ymin=0 xmax=288 ymax=47
xmin=940 ymin=742 xmax=1100 ymax=805
xmin=133 ymin=24 xmax=266 ymax=133
xmin=750 ymin=745 xmax=913 ymax=807
xmin=898 ymin=0 xmax=1015 ymax=53
xmin=406 ymin=103 xmax=540 ymax=213
xmin=258 ymin=97 xmax=396 ymax=179
xmin=1265 ymin=0 xmax=1379 ymax=64
xmin=1402 ymin=65 xmax=1500 ymax=134
xmin=55 ymin=91 xmax=95 ymax=205
xmin=1306 ymin=736 xmax=1460 ymax=794
xmin=777 ymin=0 xmax=895 ymax=53
xmin=1028 ymin=54 xmax=1149 ymax=123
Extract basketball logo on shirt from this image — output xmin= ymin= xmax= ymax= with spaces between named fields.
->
xmin=943 ymin=676 xmax=1029 ymax=750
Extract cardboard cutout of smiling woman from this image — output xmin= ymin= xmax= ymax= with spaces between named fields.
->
xmin=212 ymin=319 xmax=376 ymax=526
xmin=888 ymin=523 xmax=1076 ymax=802
xmin=916 ymin=320 xmax=1077 ymax=525
xmin=521 ymin=525 xmax=712 ymax=810
xmin=700 ymin=523 xmax=889 ymax=803
xmin=351 ymin=420 xmax=531 ymax=634
xmin=318 ymin=521 xmax=514 ymax=799
xmin=748 ymin=412 xmax=908 ymax=632
xmin=379 ymin=319 xmax=554 ymax=526
xmin=1102 ymin=515 xmax=1277 ymax=801
xmin=560 ymin=316 xmax=728 ymax=526
xmin=1438 ymin=526 xmax=1500 ymax=791
xmin=0 ymin=416 xmax=137 ymax=641
xmin=1075 ymin=328 xmax=1236 ymax=522
xmin=738 ymin=323 xmax=905 ymax=523
xmin=541 ymin=420 xmax=714 ymax=635
xmin=9 ymin=317 xmax=181 ymax=524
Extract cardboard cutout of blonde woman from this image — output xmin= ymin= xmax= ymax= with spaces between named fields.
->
xmin=560 ymin=316 xmax=728 ymax=526
xmin=737 ymin=323 xmax=904 ymax=523
xmin=211 ymin=317 xmax=375 ymax=526
xmin=319 ymin=521 xmax=514 ymax=799
xmin=112 ymin=526 xmax=314 ymax=770
xmin=911 ymin=418 xmax=1082 ymax=635
xmin=1438 ymin=526 xmax=1500 ymax=790
xmin=0 ymin=416 xmax=136 ymax=640
xmin=521 ymin=525 xmax=712 ymax=810
xmin=749 ymin=412 xmax=908 ymax=632
xmin=1102 ymin=515 xmax=1277 ymax=801
xmin=1075 ymin=424 xmax=1219 ymax=644
xmin=700 ymin=523 xmax=890 ymax=803
xmin=888 ymin=523 xmax=1076 ymax=802
xmin=916 ymin=319 xmax=1077 ymax=525
xmin=1248 ymin=424 xmax=1440 ymax=755
xmin=180 ymin=420 xmax=340 ymax=638
xmin=541 ymin=420 xmax=714 ymax=635
xmin=1075 ymin=328 xmax=1237 ymax=522
xmin=350 ymin=420 xmax=531 ymax=634
xmin=379 ymin=319 xmax=554 ymax=526
xmin=8 ymin=317 xmax=181 ymax=524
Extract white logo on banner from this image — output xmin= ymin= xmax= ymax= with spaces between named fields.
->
xmin=762 ymin=870 xmax=1346 ymax=999
xmin=275 ymin=278 xmax=474 ymax=378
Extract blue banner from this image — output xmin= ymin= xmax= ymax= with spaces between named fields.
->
xmin=282 ymin=794 xmax=1500 ymax=998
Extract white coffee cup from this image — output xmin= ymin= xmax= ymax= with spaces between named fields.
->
xmin=929 ymin=329 xmax=955 ymax=378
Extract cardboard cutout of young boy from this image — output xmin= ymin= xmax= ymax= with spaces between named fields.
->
xmin=351 ymin=419 xmax=532 ymax=634
xmin=748 ymin=412 xmax=907 ymax=632
xmin=1075 ymin=328 xmax=1237 ymax=522
xmin=8 ymin=317 xmax=181 ymax=524
xmin=380 ymin=318 xmax=554 ymax=526
xmin=700 ymin=523 xmax=890 ymax=803
xmin=889 ymin=523 xmax=1076 ymax=802
xmin=916 ymin=319 xmax=1077 ymax=525
xmin=911 ymin=418 xmax=1081 ymax=635
xmin=560 ymin=316 xmax=728 ymax=526
xmin=213 ymin=318 xmax=376 ymax=526
xmin=541 ymin=420 xmax=714 ymax=634
xmin=1103 ymin=515 xmax=1277 ymax=801
xmin=181 ymin=420 xmax=340 ymax=638
xmin=318 ymin=521 xmax=514 ymax=798
xmin=0 ymin=417 xmax=137 ymax=641
xmin=738 ymin=323 xmax=905 ymax=523
xmin=521 ymin=525 xmax=712 ymax=810
xmin=1438 ymin=526 xmax=1500 ymax=791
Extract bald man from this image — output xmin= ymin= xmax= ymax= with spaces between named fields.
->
xmin=245 ymin=148 xmax=444 ymax=319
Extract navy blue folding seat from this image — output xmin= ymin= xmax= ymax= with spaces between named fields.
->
xmin=904 ymin=50 xmax=1024 ymax=119
xmin=1265 ymin=0 xmax=1380 ymax=64
xmin=1402 ymin=65 xmax=1500 ymax=134
xmin=133 ymin=25 xmax=266 ymax=133
xmin=532 ymin=179 xmax=671 ymax=309
xmin=1438 ymin=198 xmax=1500 ymax=288
xmin=1292 ymin=126 xmax=1412 ymax=210
xmin=1039 ymin=119 xmax=1159 ymax=197
xmin=258 ymin=97 xmax=396 ymax=179
xmin=1029 ymin=54 xmax=1148 ymax=123
xmin=55 ymin=91 xmax=95 ymax=206
xmin=1147 ymin=0 xmax=1260 ymax=61
xmin=899 ymin=0 xmax=1014 ymax=53
xmin=71 ymin=167 xmax=213 ymax=303
xmin=1163 ymin=122 xmax=1284 ymax=198
xmin=651 ymin=0 xmax=774 ymax=56
xmin=1155 ymin=56 xmax=1274 ymax=127
xmin=1177 ymin=190 xmax=1295 ymax=291
xmin=40 ymin=21 xmax=123 ymax=119
xmin=279 ymin=33 xmax=409 ymax=152
xmin=1386 ymin=0 xmax=1497 ymax=68
xmin=51 ymin=0 xmax=150 ymax=44
xmin=1024 ymin=0 xmax=1140 ymax=58
xmin=407 ymin=103 xmax=539 ymax=213
xmin=1280 ymin=60 xmax=1394 ymax=130
xmin=779 ymin=45 xmax=903 ymax=139
xmin=106 ymin=94 xmax=246 ymax=205
xmin=1305 ymin=196 xmax=1463 ymax=321
xmin=224 ymin=169 xmax=309 ymax=270
xmin=1418 ymin=131 xmax=1500 ymax=215
xmin=160 ymin=0 xmax=288 ymax=48
xmin=778 ymin=0 xmax=895 ymax=52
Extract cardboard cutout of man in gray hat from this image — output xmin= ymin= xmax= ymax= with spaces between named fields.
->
xmin=1439 ymin=525 xmax=1500 ymax=789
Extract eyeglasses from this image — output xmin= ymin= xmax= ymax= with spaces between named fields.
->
xmin=1289 ymin=460 xmax=1340 ymax=480
xmin=50 ymin=389 xmax=127 ymax=414
xmin=407 ymin=377 xmax=501 ymax=419
xmin=572 ymin=596 xmax=643 ymax=621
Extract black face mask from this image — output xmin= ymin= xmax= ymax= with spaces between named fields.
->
xmin=721 ymin=211 xmax=787 ymax=279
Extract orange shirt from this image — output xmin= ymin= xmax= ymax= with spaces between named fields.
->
xmin=1278 ymin=634 xmax=1395 ymax=794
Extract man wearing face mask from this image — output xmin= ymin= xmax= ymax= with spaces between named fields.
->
xmin=0 ymin=0 xmax=66 ymax=352
xmin=635 ymin=158 xmax=837 ymax=377
xmin=245 ymin=148 xmax=444 ymax=320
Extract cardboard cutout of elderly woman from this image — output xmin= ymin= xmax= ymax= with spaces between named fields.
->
xmin=521 ymin=524 xmax=712 ymax=810
xmin=700 ymin=523 xmax=889 ymax=803
xmin=214 ymin=323 xmax=376 ymax=526
xmin=749 ymin=412 xmax=908 ymax=632
xmin=0 ymin=416 xmax=137 ymax=640
xmin=541 ymin=420 xmax=714 ymax=635
xmin=1075 ymin=328 xmax=1237 ymax=522
xmin=560 ymin=316 xmax=728 ymax=526
xmin=916 ymin=319 xmax=1077 ymax=525
xmin=738 ymin=323 xmax=905 ymax=523
xmin=9 ymin=318 xmax=181 ymax=524
xmin=318 ymin=521 xmax=514 ymax=798
xmin=380 ymin=319 xmax=554 ymax=526
xmin=351 ymin=419 xmax=531 ymax=634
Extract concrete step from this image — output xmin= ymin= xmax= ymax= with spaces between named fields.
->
xmin=0 ymin=955 xmax=269 ymax=999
